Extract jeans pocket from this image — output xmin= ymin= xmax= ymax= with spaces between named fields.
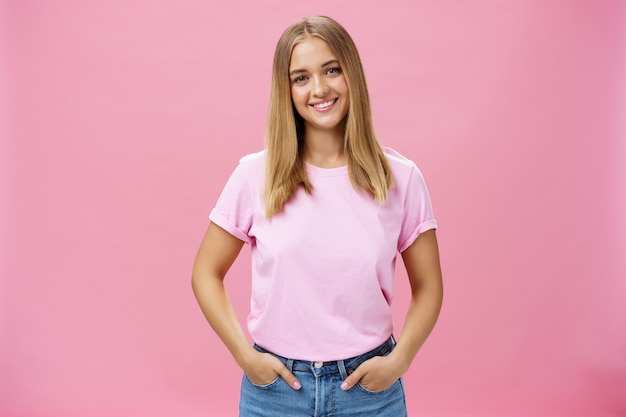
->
xmin=243 ymin=373 xmax=281 ymax=390
xmin=355 ymin=378 xmax=401 ymax=395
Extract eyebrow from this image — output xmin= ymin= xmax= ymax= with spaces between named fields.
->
xmin=289 ymin=59 xmax=339 ymax=76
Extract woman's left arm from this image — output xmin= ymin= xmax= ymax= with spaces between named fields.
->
xmin=341 ymin=229 xmax=443 ymax=391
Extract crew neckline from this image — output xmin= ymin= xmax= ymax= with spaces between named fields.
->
xmin=305 ymin=161 xmax=349 ymax=177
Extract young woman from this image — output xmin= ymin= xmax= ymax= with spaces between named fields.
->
xmin=192 ymin=15 xmax=443 ymax=417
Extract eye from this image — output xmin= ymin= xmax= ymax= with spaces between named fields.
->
xmin=326 ymin=67 xmax=342 ymax=76
xmin=292 ymin=75 xmax=308 ymax=84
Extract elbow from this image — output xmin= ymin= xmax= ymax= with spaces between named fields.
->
xmin=191 ymin=271 xmax=200 ymax=295
xmin=191 ymin=265 xmax=205 ymax=295
xmin=411 ymin=276 xmax=443 ymax=303
xmin=191 ymin=265 xmax=225 ymax=295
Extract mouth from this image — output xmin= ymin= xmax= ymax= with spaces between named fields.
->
xmin=310 ymin=98 xmax=338 ymax=111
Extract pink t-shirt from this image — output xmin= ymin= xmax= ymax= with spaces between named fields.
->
xmin=209 ymin=148 xmax=437 ymax=361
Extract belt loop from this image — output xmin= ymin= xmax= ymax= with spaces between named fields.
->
xmin=286 ymin=358 xmax=294 ymax=373
xmin=337 ymin=359 xmax=348 ymax=379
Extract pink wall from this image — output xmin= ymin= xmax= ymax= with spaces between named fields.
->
xmin=2 ymin=1 xmax=625 ymax=416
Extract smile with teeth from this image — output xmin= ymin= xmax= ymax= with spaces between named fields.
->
xmin=312 ymin=98 xmax=337 ymax=110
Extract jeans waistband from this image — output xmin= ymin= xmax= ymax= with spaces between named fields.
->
xmin=253 ymin=336 xmax=396 ymax=375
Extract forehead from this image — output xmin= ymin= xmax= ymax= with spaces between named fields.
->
xmin=289 ymin=37 xmax=337 ymax=70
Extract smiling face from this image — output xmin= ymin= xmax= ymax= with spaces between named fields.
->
xmin=289 ymin=36 xmax=350 ymax=138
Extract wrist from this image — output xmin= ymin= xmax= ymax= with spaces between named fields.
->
xmin=233 ymin=344 xmax=259 ymax=371
xmin=387 ymin=348 xmax=413 ymax=375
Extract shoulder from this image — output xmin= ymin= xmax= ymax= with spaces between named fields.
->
xmin=383 ymin=147 xmax=421 ymax=178
xmin=220 ymin=150 xmax=266 ymax=193
xmin=383 ymin=147 xmax=433 ymax=198
xmin=230 ymin=150 xmax=266 ymax=178
xmin=238 ymin=149 xmax=266 ymax=168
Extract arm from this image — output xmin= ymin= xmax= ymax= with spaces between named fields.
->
xmin=191 ymin=222 xmax=301 ymax=390
xmin=341 ymin=229 xmax=443 ymax=391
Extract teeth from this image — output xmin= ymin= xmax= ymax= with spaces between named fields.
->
xmin=314 ymin=99 xmax=335 ymax=109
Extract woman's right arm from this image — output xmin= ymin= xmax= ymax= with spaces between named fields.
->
xmin=191 ymin=222 xmax=301 ymax=390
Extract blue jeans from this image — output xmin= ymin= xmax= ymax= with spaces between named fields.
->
xmin=239 ymin=337 xmax=407 ymax=417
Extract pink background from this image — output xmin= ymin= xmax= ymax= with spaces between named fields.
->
xmin=2 ymin=1 xmax=625 ymax=416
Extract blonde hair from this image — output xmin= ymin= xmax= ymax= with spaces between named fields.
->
xmin=265 ymin=15 xmax=393 ymax=217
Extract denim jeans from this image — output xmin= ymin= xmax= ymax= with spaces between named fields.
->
xmin=239 ymin=337 xmax=407 ymax=417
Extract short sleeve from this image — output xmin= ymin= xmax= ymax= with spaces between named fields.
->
xmin=397 ymin=164 xmax=437 ymax=252
xmin=209 ymin=161 xmax=254 ymax=245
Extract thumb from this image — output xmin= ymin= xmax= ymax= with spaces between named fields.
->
xmin=275 ymin=363 xmax=301 ymax=390
xmin=341 ymin=366 xmax=365 ymax=391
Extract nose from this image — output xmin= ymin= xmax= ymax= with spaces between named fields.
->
xmin=312 ymin=76 xmax=329 ymax=97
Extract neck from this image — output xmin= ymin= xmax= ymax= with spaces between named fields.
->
xmin=304 ymin=129 xmax=346 ymax=168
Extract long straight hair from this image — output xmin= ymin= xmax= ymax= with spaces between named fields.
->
xmin=264 ymin=15 xmax=393 ymax=217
